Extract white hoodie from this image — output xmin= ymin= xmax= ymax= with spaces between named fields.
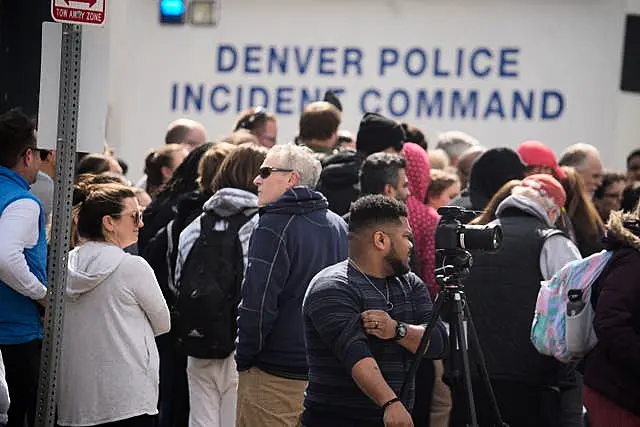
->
xmin=57 ymin=242 xmax=170 ymax=426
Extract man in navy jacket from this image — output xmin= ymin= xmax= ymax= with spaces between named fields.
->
xmin=235 ymin=144 xmax=348 ymax=427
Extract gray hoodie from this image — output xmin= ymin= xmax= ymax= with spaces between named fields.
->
xmin=496 ymin=194 xmax=582 ymax=279
xmin=175 ymin=188 xmax=259 ymax=285
xmin=57 ymin=242 xmax=170 ymax=426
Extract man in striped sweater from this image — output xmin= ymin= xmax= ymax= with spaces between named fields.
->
xmin=301 ymin=195 xmax=447 ymax=427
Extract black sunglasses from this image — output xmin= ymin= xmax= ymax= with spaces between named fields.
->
xmin=235 ymin=106 xmax=268 ymax=132
xmin=258 ymin=166 xmax=294 ymax=179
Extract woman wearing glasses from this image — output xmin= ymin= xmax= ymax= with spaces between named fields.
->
xmin=57 ymin=183 xmax=170 ymax=427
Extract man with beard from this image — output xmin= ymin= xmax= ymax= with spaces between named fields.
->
xmin=301 ymin=195 xmax=446 ymax=427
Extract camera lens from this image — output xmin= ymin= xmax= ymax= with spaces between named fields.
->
xmin=460 ymin=223 xmax=502 ymax=251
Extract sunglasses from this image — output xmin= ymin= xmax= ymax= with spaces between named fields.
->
xmin=258 ymin=166 xmax=294 ymax=179
xmin=235 ymin=106 xmax=268 ymax=132
xmin=112 ymin=209 xmax=142 ymax=225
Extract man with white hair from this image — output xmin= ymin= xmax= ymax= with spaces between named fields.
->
xmin=235 ymin=145 xmax=348 ymax=427
xmin=456 ymin=174 xmax=582 ymax=427
xmin=434 ymin=130 xmax=479 ymax=166
xmin=559 ymin=143 xmax=603 ymax=197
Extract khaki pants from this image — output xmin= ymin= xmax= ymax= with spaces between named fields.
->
xmin=430 ymin=360 xmax=452 ymax=427
xmin=236 ymin=367 xmax=306 ymax=427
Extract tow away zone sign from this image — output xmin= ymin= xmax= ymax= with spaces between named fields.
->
xmin=52 ymin=0 xmax=106 ymax=26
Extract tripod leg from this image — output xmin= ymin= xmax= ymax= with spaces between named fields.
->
xmin=399 ymin=289 xmax=447 ymax=402
xmin=452 ymin=292 xmax=479 ymax=427
xmin=463 ymin=299 xmax=509 ymax=427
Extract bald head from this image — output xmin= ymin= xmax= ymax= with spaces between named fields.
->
xmin=165 ymin=118 xmax=207 ymax=152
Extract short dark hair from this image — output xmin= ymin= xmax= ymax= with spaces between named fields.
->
xmin=400 ymin=122 xmax=427 ymax=150
xmin=349 ymin=194 xmax=408 ymax=233
xmin=594 ymin=171 xmax=627 ymax=199
xmin=39 ymin=149 xmax=51 ymax=161
xmin=0 ymin=108 xmax=37 ymax=169
xmin=627 ymin=149 xmax=640 ymax=168
xmin=165 ymin=125 xmax=191 ymax=145
xmin=75 ymin=182 xmax=135 ymax=241
xmin=359 ymin=153 xmax=406 ymax=196
xmin=144 ymin=144 xmax=185 ymax=195
xmin=233 ymin=107 xmax=276 ymax=134
xmin=76 ymin=153 xmax=115 ymax=176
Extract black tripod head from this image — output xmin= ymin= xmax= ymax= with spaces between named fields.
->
xmin=435 ymin=248 xmax=473 ymax=288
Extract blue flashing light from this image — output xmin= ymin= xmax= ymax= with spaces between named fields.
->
xmin=160 ymin=0 xmax=186 ymax=24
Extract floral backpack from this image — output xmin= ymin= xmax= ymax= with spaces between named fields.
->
xmin=530 ymin=250 xmax=613 ymax=363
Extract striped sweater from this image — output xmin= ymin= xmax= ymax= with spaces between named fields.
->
xmin=301 ymin=260 xmax=447 ymax=426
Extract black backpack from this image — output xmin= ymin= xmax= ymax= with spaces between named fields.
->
xmin=174 ymin=210 xmax=254 ymax=359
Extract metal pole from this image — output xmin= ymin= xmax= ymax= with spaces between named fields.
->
xmin=35 ymin=23 xmax=82 ymax=427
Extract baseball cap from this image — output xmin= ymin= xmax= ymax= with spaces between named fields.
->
xmin=520 ymin=174 xmax=567 ymax=209
xmin=517 ymin=140 xmax=566 ymax=180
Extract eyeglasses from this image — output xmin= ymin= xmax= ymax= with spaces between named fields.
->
xmin=258 ymin=166 xmax=294 ymax=179
xmin=112 ymin=209 xmax=142 ymax=225
xmin=235 ymin=106 xmax=268 ymax=132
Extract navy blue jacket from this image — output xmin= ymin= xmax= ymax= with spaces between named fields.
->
xmin=235 ymin=186 xmax=348 ymax=379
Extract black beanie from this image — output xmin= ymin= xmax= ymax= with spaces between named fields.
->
xmin=468 ymin=147 xmax=525 ymax=210
xmin=356 ymin=113 xmax=405 ymax=156
xmin=323 ymin=90 xmax=343 ymax=112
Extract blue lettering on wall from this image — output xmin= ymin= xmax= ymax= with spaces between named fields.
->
xmin=470 ymin=48 xmax=492 ymax=78
xmin=379 ymin=47 xmax=399 ymax=76
xmin=344 ymin=47 xmax=363 ymax=76
xmin=405 ymin=48 xmax=427 ymax=77
xmin=184 ymin=84 xmax=203 ymax=111
xmin=275 ymin=86 xmax=294 ymax=114
xmin=217 ymin=44 xmax=236 ymax=73
xmin=416 ymin=89 xmax=443 ymax=118
xmin=483 ymin=90 xmax=505 ymax=119
xmin=512 ymin=90 xmax=534 ymax=119
xmin=500 ymin=47 xmax=520 ymax=78
xmin=433 ymin=48 xmax=450 ymax=77
xmin=388 ymin=89 xmax=410 ymax=117
xmin=209 ymin=84 xmax=229 ymax=113
xmin=249 ymin=86 xmax=269 ymax=108
xmin=318 ymin=47 xmax=337 ymax=75
xmin=451 ymin=89 xmax=479 ymax=118
xmin=360 ymin=88 xmax=382 ymax=113
xmin=244 ymin=45 xmax=262 ymax=74
xmin=541 ymin=90 xmax=564 ymax=120
xmin=267 ymin=46 xmax=288 ymax=74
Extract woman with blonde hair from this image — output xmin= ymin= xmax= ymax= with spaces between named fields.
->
xmin=58 ymin=183 xmax=170 ymax=427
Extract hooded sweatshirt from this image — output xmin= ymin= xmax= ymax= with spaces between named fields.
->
xmin=236 ymin=186 xmax=348 ymax=378
xmin=57 ymin=242 xmax=170 ymax=426
xmin=496 ymin=195 xmax=582 ymax=279
xmin=175 ymin=188 xmax=260 ymax=285
xmin=402 ymin=143 xmax=440 ymax=298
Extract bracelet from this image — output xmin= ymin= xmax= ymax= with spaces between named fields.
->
xmin=381 ymin=397 xmax=401 ymax=411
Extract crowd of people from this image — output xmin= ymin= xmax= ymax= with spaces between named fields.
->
xmin=0 ymin=95 xmax=639 ymax=427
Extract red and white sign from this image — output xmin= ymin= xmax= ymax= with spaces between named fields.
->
xmin=52 ymin=0 xmax=106 ymax=26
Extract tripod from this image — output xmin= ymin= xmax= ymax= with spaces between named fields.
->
xmin=399 ymin=250 xmax=508 ymax=427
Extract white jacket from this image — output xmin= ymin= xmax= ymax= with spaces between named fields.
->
xmin=0 ymin=349 xmax=8 ymax=425
xmin=57 ymin=242 xmax=170 ymax=426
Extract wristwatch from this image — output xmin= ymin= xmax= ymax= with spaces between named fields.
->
xmin=393 ymin=321 xmax=407 ymax=341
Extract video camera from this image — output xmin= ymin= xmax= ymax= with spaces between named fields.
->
xmin=435 ymin=206 xmax=502 ymax=252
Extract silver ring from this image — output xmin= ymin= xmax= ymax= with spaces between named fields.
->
xmin=375 ymin=321 xmax=379 ymax=329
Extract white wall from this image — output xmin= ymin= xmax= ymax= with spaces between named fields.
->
xmin=104 ymin=0 xmax=633 ymax=180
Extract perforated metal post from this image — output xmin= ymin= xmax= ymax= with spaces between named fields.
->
xmin=35 ymin=23 xmax=82 ymax=427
